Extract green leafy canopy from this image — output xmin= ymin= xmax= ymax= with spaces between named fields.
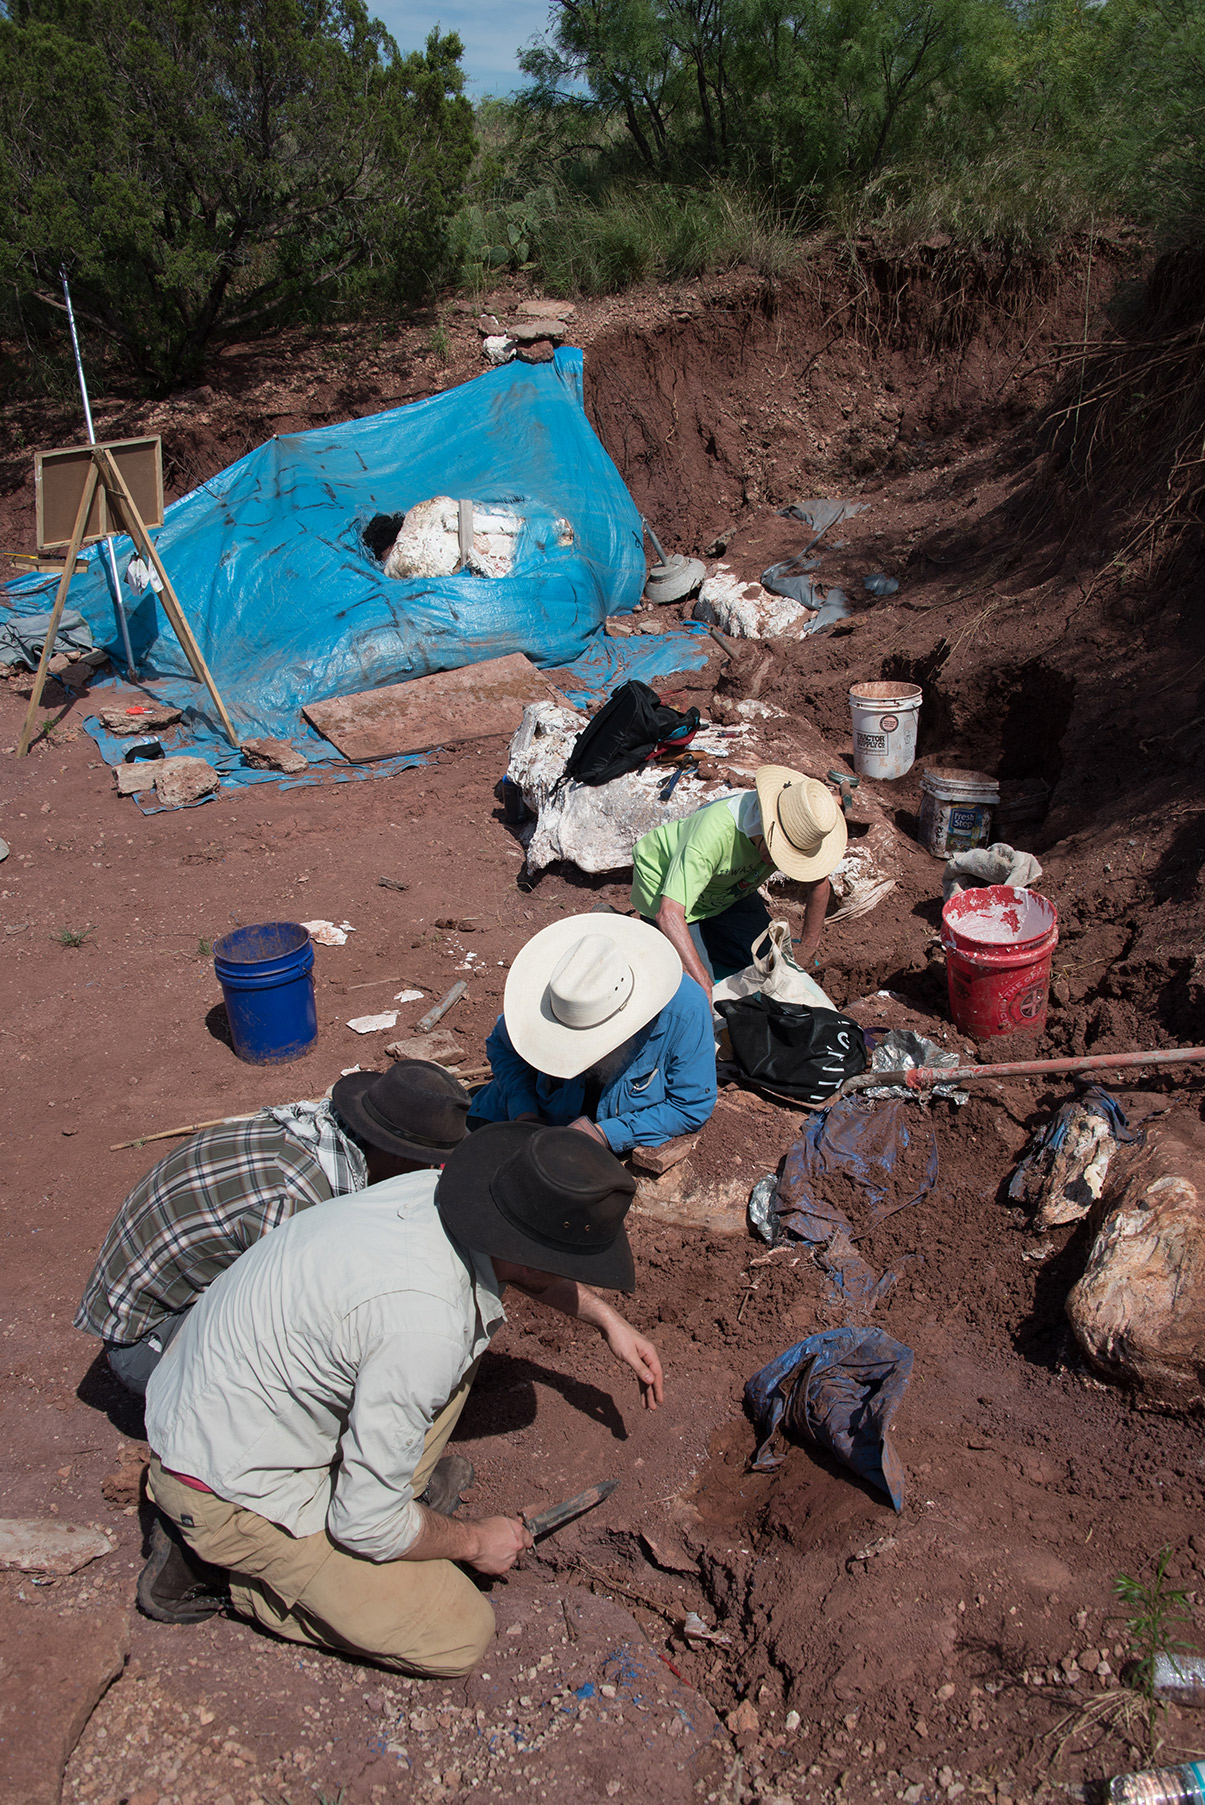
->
xmin=0 ymin=0 xmax=475 ymax=387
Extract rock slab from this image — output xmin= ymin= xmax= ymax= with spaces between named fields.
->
xmin=1067 ymin=1122 xmax=1205 ymax=1410
xmin=241 ymin=736 xmax=308 ymax=774
xmin=153 ymin=756 xmax=220 ymax=808
xmin=0 ymin=1597 xmax=128 ymax=1805
xmin=0 ymin=1519 xmax=114 ymax=1576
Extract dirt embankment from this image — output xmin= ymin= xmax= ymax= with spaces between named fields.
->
xmin=2 ymin=240 xmax=1204 ymax=1805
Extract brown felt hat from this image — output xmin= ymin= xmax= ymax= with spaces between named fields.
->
xmin=331 ymin=1060 xmax=470 ymax=1163
xmin=436 ymin=1121 xmax=636 ymax=1291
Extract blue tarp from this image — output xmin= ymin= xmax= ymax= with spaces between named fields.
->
xmin=3 ymin=349 xmax=669 ymax=756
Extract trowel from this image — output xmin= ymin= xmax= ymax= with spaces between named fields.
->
xmin=522 ymin=1480 xmax=618 ymax=1541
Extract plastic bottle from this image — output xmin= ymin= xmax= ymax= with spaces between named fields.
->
xmin=1108 ymin=1760 xmax=1205 ymax=1803
xmin=1154 ymin=1653 xmax=1205 ymax=1707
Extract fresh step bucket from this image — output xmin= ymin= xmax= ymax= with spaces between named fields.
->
xmin=941 ymin=885 xmax=1058 ymax=1039
xmin=213 ymin=922 xmax=317 ymax=1065
xmin=848 ymin=681 xmax=923 ymax=780
xmin=919 ymin=767 xmax=1000 ymax=858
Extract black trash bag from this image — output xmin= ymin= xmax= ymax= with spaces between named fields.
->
xmin=744 ymin=1326 xmax=913 ymax=1510
xmin=562 ymin=679 xmax=700 ymax=788
xmin=716 ymin=996 xmax=866 ymax=1104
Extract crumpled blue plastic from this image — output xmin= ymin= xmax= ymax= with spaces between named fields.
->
xmin=745 ymin=1326 xmax=913 ymax=1510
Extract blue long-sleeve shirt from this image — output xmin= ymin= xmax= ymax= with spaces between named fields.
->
xmin=470 ymin=973 xmax=716 ymax=1152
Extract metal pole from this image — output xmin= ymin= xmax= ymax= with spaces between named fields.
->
xmin=839 ymin=1044 xmax=1205 ymax=1098
xmin=59 ymin=269 xmax=138 ymax=678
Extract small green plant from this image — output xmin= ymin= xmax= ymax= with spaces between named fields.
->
xmin=1114 ymin=1545 xmax=1195 ymax=1755
xmin=53 ymin=923 xmax=96 ymax=948
xmin=196 ymin=935 xmax=213 ymax=957
xmin=428 ymin=323 xmax=450 ymax=362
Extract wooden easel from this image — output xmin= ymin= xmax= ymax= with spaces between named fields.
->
xmin=17 ymin=444 xmax=238 ymax=757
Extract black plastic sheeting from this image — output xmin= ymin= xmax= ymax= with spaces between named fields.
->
xmin=745 ymin=1326 xmax=914 ymax=1510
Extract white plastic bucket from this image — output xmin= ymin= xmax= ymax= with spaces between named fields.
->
xmin=848 ymin=681 xmax=923 ymax=780
xmin=918 ymin=767 xmax=1000 ymax=858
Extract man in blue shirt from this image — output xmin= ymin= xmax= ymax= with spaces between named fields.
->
xmin=469 ymin=914 xmax=716 ymax=1151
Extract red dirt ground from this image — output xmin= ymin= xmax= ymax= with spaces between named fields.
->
xmin=2 ymin=246 xmax=1204 ymax=1805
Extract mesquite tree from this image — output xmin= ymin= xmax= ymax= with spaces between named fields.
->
xmin=0 ymin=0 xmax=475 ymax=388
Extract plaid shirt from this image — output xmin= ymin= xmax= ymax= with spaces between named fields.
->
xmin=75 ymin=1106 xmax=367 ymax=1346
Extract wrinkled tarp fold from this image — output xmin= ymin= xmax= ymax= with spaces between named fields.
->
xmin=745 ymin=1326 xmax=913 ymax=1510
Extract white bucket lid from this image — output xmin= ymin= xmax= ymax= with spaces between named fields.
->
xmin=848 ymin=681 xmax=922 ymax=708
xmin=920 ymin=766 xmax=1000 ymax=801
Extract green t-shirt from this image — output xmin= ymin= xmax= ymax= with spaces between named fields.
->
xmin=630 ymin=791 xmax=772 ymax=923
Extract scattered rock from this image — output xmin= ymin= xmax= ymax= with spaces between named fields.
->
xmin=517 ymin=343 xmax=556 ymax=365
xmin=630 ymin=1133 xmax=701 ymax=1177
xmin=726 ymin=1700 xmax=760 ymax=1738
xmin=100 ymin=1442 xmax=149 ymax=1508
xmin=153 ymin=756 xmax=220 ymax=808
xmin=1068 ymin=1122 xmax=1205 ymax=1410
xmin=483 ymin=336 xmax=516 ymax=366
xmin=96 ymin=704 xmax=183 ymax=737
xmin=0 ymin=1597 xmax=129 ymax=1805
xmin=346 ymin=1011 xmax=398 ymax=1034
xmin=241 ymin=736 xmax=308 ymax=774
xmin=385 ymin=1030 xmax=465 ymax=1066
xmin=302 ymin=919 xmax=354 ymax=947
xmin=507 ymin=318 xmax=566 ymax=345
xmin=522 ymin=299 xmax=576 ymax=320
xmin=0 ymin=1518 xmax=114 ymax=1576
xmin=113 ymin=764 xmax=156 ymax=796
xmin=476 ymin=314 xmax=502 ymax=334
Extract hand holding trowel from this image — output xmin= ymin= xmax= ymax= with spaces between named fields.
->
xmin=520 ymin=1480 xmax=618 ymax=1552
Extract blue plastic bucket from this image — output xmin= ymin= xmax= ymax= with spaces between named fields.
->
xmin=213 ymin=922 xmax=317 ymax=1065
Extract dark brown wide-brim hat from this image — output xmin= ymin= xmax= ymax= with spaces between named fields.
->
xmin=436 ymin=1122 xmax=636 ymax=1292
xmin=331 ymin=1060 xmax=470 ymax=1164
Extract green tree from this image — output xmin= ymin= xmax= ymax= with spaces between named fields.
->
xmin=0 ymin=0 xmax=475 ymax=389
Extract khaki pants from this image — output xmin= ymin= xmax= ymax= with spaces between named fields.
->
xmin=147 ymin=1362 xmax=493 ymax=1676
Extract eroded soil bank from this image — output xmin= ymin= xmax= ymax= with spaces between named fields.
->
xmin=1 ymin=242 xmax=1203 ymax=1805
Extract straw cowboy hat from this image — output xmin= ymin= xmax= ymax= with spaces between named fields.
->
xmin=437 ymin=1121 xmax=636 ymax=1291
xmin=503 ymin=914 xmax=681 ymax=1080
xmin=754 ymin=765 xmax=847 ymax=883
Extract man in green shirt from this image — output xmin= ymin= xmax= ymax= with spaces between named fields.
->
xmin=630 ymin=764 xmax=846 ymax=990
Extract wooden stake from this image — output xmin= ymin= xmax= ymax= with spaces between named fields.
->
xmin=17 ymin=459 xmax=101 ymax=757
xmin=93 ymin=447 xmax=239 ymax=748
xmin=110 ymin=1111 xmax=258 ymax=1152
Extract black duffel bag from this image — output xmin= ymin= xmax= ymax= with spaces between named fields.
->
xmin=716 ymin=995 xmax=867 ymax=1105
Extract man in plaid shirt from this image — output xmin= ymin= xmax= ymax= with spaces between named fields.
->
xmin=76 ymin=1061 xmax=471 ymax=1396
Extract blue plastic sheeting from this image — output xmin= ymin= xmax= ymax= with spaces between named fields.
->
xmin=3 ymin=349 xmax=647 ymax=746
xmin=745 ymin=1326 xmax=914 ymax=1511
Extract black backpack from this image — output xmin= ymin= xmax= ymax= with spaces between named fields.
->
xmin=563 ymin=679 xmax=700 ymax=788
xmin=716 ymin=996 xmax=867 ymax=1105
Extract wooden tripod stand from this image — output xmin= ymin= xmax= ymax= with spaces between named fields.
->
xmin=17 ymin=444 xmax=238 ymax=757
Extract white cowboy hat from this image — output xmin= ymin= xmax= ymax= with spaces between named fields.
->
xmin=753 ymin=765 xmax=847 ymax=882
xmin=503 ymin=914 xmax=682 ymax=1079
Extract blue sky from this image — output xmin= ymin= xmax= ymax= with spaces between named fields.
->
xmin=375 ymin=0 xmax=552 ymax=96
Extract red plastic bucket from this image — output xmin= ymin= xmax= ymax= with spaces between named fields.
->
xmin=940 ymin=885 xmax=1058 ymax=1039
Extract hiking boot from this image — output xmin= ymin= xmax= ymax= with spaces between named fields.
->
xmin=418 ymin=1453 xmax=474 ymax=1517
xmin=137 ymin=1514 xmax=230 ymax=1624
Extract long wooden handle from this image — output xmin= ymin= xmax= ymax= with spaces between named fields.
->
xmin=17 ymin=460 xmax=101 ymax=757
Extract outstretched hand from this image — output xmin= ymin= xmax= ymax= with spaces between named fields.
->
xmin=603 ymin=1317 xmax=664 ymax=1409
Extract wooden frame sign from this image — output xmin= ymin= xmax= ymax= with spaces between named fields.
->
xmin=35 ymin=435 xmax=164 ymax=552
